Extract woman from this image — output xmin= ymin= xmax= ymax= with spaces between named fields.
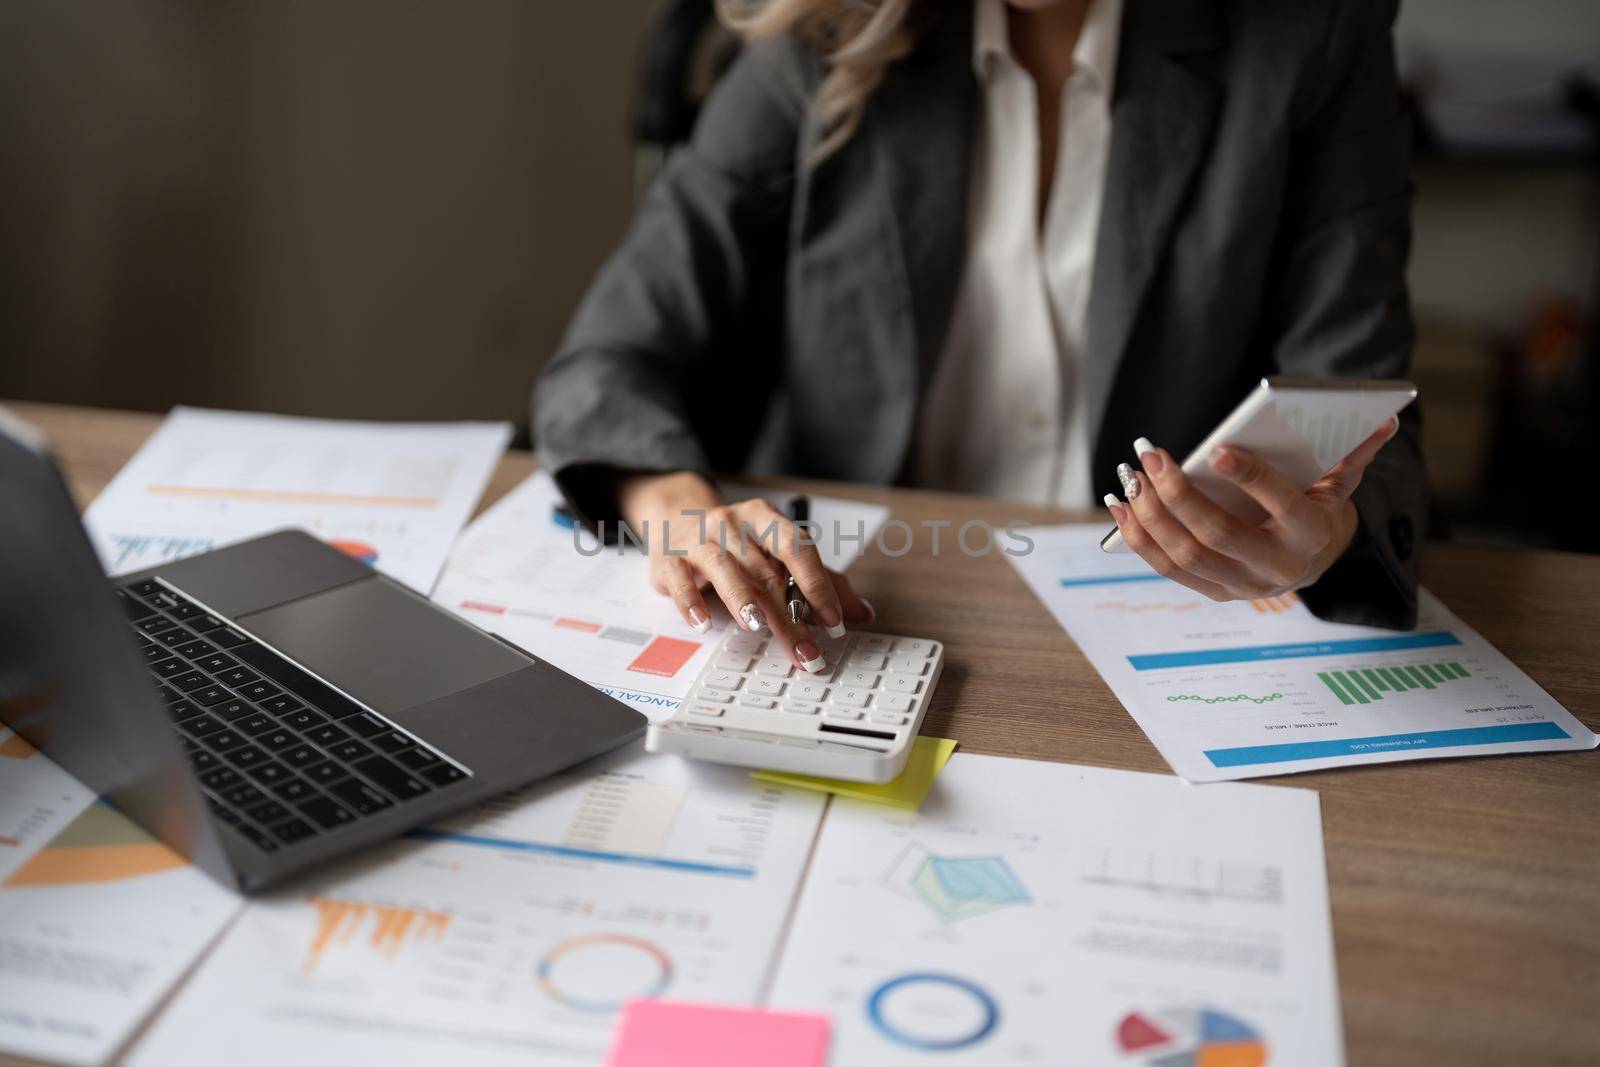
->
xmin=535 ymin=0 xmax=1424 ymax=676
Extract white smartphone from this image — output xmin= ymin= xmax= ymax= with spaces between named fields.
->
xmin=1100 ymin=376 xmax=1418 ymax=553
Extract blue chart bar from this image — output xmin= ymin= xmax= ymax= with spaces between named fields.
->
xmin=1057 ymin=573 xmax=1166 ymax=588
xmin=1127 ymin=631 xmax=1463 ymax=671
xmin=1204 ymin=722 xmax=1571 ymax=768
xmin=404 ymin=829 xmax=755 ymax=879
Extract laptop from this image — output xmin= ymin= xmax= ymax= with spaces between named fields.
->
xmin=0 ymin=408 xmax=646 ymax=893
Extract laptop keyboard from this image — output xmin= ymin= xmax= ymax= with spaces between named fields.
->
xmin=114 ymin=578 xmax=471 ymax=854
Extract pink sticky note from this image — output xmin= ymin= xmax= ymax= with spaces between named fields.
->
xmin=606 ymin=1000 xmax=831 ymax=1067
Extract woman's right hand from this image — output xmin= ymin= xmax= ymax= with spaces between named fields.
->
xmin=615 ymin=470 xmax=875 ymax=675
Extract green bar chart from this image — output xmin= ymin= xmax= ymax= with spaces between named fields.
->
xmin=1317 ymin=662 xmax=1471 ymax=705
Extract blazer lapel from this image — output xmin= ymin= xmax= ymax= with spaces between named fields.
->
xmin=1084 ymin=0 xmax=1224 ymax=444
xmin=869 ymin=8 xmax=976 ymax=402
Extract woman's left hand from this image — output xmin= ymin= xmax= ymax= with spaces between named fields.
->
xmin=1104 ymin=417 xmax=1399 ymax=602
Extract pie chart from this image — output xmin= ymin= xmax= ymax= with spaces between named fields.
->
xmin=1116 ymin=1007 xmax=1268 ymax=1066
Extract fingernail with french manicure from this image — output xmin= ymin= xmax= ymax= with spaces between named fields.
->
xmin=1103 ymin=493 xmax=1124 ymax=521
xmin=688 ymin=606 xmax=711 ymax=634
xmin=817 ymin=604 xmax=846 ymax=639
xmin=1209 ymin=447 xmax=1240 ymax=476
xmin=738 ymin=603 xmax=767 ymax=632
xmin=795 ymin=639 xmax=828 ymax=674
xmin=1133 ymin=437 xmax=1163 ymax=474
xmin=1116 ymin=462 xmax=1141 ymax=500
xmin=858 ymin=597 xmax=876 ymax=624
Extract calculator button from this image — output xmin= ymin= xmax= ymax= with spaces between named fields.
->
xmin=833 ymin=687 xmax=872 ymax=708
xmin=845 ymin=653 xmax=887 ymax=671
xmin=871 ymin=713 xmax=908 ymax=726
xmin=824 ymin=708 xmax=863 ymax=721
xmin=695 ymin=690 xmax=734 ymax=704
xmin=748 ymin=678 xmax=785 ymax=697
xmin=783 ymin=702 xmax=821 ymax=715
xmin=859 ymin=635 xmax=894 ymax=653
xmin=716 ymin=654 xmax=754 ymax=673
xmin=879 ymin=693 xmax=915 ymax=712
xmin=703 ymin=672 xmax=742 ymax=691
xmin=840 ymin=670 xmax=880 ymax=690
xmin=895 ymin=638 xmax=935 ymax=658
xmin=889 ymin=656 xmax=928 ymax=675
xmin=886 ymin=675 xmax=922 ymax=695
xmin=738 ymin=695 xmax=776 ymax=709
xmin=755 ymin=659 xmax=793 ymax=678
xmin=724 ymin=634 xmax=762 ymax=655
xmin=791 ymin=681 xmax=829 ymax=702
xmin=688 ymin=704 xmax=725 ymax=718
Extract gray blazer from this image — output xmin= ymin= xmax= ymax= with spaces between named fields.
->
xmin=535 ymin=0 xmax=1425 ymax=629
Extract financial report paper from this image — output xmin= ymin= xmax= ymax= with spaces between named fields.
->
xmin=1009 ymin=524 xmax=1598 ymax=782
xmin=430 ymin=471 xmax=890 ymax=718
xmin=0 ymin=727 xmax=242 ymax=1067
xmin=83 ymin=406 xmax=511 ymax=594
xmin=768 ymin=753 xmax=1344 ymax=1066
xmin=129 ymin=748 xmax=827 ymax=1067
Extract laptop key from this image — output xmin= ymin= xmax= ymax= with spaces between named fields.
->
xmin=221 ymin=782 xmax=267 ymax=808
xmin=353 ymin=756 xmax=430 ymax=801
xmin=280 ymin=744 xmax=321 ymax=769
xmin=297 ymin=795 xmax=357 ymax=830
xmin=218 ymin=667 xmax=262 ymax=688
xmin=231 ymin=822 xmax=279 ymax=852
xmin=187 ymin=750 xmax=219 ymax=772
xmin=189 ymin=613 xmax=225 ymax=633
xmin=248 ymin=761 xmax=291 ymax=787
xmin=175 ymin=638 xmax=219 ymax=659
xmin=200 ymin=767 xmax=242 ymax=791
xmin=127 ymin=579 xmax=162 ymax=597
xmin=195 ymin=652 xmax=239 ymax=673
xmin=212 ymin=700 xmax=255 ymax=723
xmin=343 ymin=712 xmax=390 ymax=739
xmin=236 ymin=713 xmax=276 ymax=737
xmin=143 ymin=644 xmax=173 ymax=663
xmin=155 ymin=628 xmax=194 ymax=647
xmin=118 ymin=591 xmax=157 ymax=621
xmin=168 ymin=700 xmax=203 ymax=722
xmin=204 ymin=727 xmax=245 ymax=750
xmin=146 ymin=591 xmax=179 ymax=611
xmin=211 ymin=628 xmax=252 ymax=649
xmin=134 ymin=632 xmax=154 ymax=648
xmin=137 ymin=616 xmax=176 ymax=635
xmin=259 ymin=729 xmax=299 ymax=753
xmin=271 ymin=777 xmax=314 ymax=803
xmin=260 ymin=694 xmax=305 ymax=716
xmin=305 ymin=724 xmax=350 ymax=748
xmin=237 ymin=681 xmax=282 ymax=703
xmin=226 ymin=745 xmax=269 ymax=769
xmin=304 ymin=760 xmax=350 ymax=785
xmin=168 ymin=601 xmax=204 ymax=621
xmin=372 ymin=731 xmax=411 ymax=754
xmin=206 ymin=798 xmax=241 ymax=825
xmin=283 ymin=709 xmax=328 ymax=731
xmin=171 ymin=671 xmax=209 ymax=693
xmin=182 ymin=715 xmax=225 ymax=738
xmin=395 ymin=747 xmax=441 ymax=771
xmin=328 ymin=778 xmax=394 ymax=815
xmin=422 ymin=763 xmax=467 ymax=787
xmin=328 ymin=739 xmax=373 ymax=763
xmin=154 ymin=684 xmax=181 ymax=704
xmin=244 ymin=799 xmax=290 ymax=825
xmin=176 ymin=735 xmax=198 ymax=753
xmin=152 ymin=658 xmax=190 ymax=679
xmin=232 ymin=644 xmax=365 ymax=719
xmin=270 ymin=817 xmax=317 ymax=845
xmin=191 ymin=686 xmax=231 ymax=707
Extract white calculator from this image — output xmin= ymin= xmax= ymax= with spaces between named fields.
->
xmin=645 ymin=627 xmax=944 ymax=783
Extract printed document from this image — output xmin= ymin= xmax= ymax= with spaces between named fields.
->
xmin=0 ymin=730 xmax=242 ymax=1067
xmin=1009 ymin=524 xmax=1598 ymax=782
xmin=431 ymin=471 xmax=890 ymax=718
xmin=768 ymin=752 xmax=1344 ymax=1066
xmin=130 ymin=748 xmax=826 ymax=1067
xmin=83 ymin=406 xmax=511 ymax=593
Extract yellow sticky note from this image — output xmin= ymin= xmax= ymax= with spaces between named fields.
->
xmin=750 ymin=736 xmax=958 ymax=810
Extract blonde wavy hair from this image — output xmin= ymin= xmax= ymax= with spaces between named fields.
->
xmin=718 ymin=0 xmax=919 ymax=161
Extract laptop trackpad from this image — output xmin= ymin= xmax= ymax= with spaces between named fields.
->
xmin=236 ymin=577 xmax=527 ymax=713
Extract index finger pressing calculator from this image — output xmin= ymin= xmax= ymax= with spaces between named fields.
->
xmin=645 ymin=626 xmax=944 ymax=783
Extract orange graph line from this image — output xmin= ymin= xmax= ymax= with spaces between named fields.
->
xmin=302 ymin=897 xmax=452 ymax=974
xmin=145 ymin=484 xmax=440 ymax=508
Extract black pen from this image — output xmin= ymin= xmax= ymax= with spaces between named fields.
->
xmin=785 ymin=494 xmax=810 ymax=625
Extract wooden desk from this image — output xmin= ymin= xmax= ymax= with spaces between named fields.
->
xmin=7 ymin=401 xmax=1600 ymax=1067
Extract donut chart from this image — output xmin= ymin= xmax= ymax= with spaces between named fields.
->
xmin=535 ymin=933 xmax=672 ymax=1014
xmin=866 ymin=972 xmax=1000 ymax=1051
xmin=1116 ymin=1007 xmax=1268 ymax=1066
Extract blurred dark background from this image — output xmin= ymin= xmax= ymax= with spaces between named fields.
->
xmin=1 ymin=0 xmax=1597 ymax=549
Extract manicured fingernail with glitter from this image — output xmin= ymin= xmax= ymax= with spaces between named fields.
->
xmin=1103 ymin=492 xmax=1125 ymax=521
xmin=1116 ymin=462 xmax=1141 ymax=500
xmin=1133 ymin=436 xmax=1163 ymax=475
xmin=739 ymin=603 xmax=767 ymax=632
